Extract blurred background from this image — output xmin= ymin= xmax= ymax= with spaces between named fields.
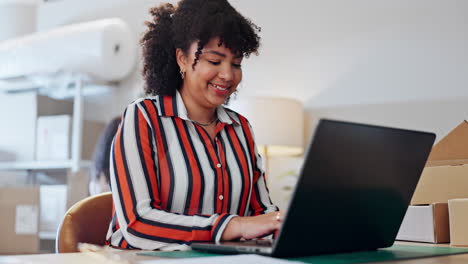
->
xmin=0 ymin=0 xmax=467 ymax=254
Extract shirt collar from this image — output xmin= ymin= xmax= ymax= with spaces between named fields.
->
xmin=155 ymin=90 xmax=239 ymax=126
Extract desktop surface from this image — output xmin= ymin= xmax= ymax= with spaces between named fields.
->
xmin=2 ymin=242 xmax=468 ymax=264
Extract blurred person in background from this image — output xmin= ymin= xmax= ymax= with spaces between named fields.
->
xmin=89 ymin=117 xmax=120 ymax=195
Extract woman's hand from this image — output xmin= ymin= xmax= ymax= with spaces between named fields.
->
xmin=221 ymin=211 xmax=283 ymax=241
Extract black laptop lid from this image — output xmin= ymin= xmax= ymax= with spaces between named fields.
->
xmin=272 ymin=119 xmax=435 ymax=257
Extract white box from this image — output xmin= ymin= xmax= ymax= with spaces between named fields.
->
xmin=36 ymin=115 xmax=106 ymax=161
xmin=36 ymin=115 xmax=71 ymax=160
xmin=40 ymin=185 xmax=67 ymax=233
xmin=396 ymin=203 xmax=450 ymax=243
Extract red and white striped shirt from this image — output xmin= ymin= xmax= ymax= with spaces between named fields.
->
xmin=106 ymin=91 xmax=278 ymax=250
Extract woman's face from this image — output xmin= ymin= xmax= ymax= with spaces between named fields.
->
xmin=177 ymin=37 xmax=243 ymax=109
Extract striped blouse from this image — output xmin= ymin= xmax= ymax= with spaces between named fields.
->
xmin=106 ymin=90 xmax=278 ymax=250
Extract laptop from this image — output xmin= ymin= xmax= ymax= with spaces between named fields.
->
xmin=191 ymin=119 xmax=436 ymax=258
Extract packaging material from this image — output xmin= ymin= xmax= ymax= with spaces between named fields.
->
xmin=0 ymin=92 xmax=72 ymax=161
xmin=448 ymin=198 xmax=468 ymax=246
xmin=411 ymin=120 xmax=468 ymax=205
xmin=0 ymin=18 xmax=136 ymax=82
xmin=0 ymin=186 xmax=40 ymax=254
xmin=396 ymin=203 xmax=449 ymax=243
xmin=40 ymin=185 xmax=67 ymax=233
xmin=36 ymin=115 xmax=105 ymax=161
xmin=0 ymin=0 xmax=38 ymax=41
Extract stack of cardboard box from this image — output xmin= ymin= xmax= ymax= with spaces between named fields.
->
xmin=397 ymin=121 xmax=468 ymax=246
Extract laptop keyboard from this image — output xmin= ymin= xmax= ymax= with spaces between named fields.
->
xmin=255 ymin=240 xmax=273 ymax=247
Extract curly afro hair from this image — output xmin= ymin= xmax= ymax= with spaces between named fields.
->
xmin=140 ymin=0 xmax=261 ymax=96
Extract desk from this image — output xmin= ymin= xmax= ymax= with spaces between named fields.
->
xmin=1 ymin=242 xmax=468 ymax=264
xmin=0 ymin=250 xmax=156 ymax=264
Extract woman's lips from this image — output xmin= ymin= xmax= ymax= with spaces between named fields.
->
xmin=209 ymin=82 xmax=230 ymax=96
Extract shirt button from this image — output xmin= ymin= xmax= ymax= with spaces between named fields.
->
xmin=216 ymin=163 xmax=222 ymax=168
xmin=219 ymin=195 xmax=224 ymax=200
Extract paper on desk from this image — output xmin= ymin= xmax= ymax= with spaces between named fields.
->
xmin=138 ymin=254 xmax=305 ymax=264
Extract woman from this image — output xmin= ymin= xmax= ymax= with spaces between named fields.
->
xmin=107 ymin=0 xmax=281 ymax=250
xmin=89 ymin=117 xmax=120 ymax=195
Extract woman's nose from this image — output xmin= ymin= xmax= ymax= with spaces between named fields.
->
xmin=218 ymin=64 xmax=234 ymax=81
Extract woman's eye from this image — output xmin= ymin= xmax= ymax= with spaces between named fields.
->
xmin=208 ymin=61 xmax=220 ymax=65
xmin=232 ymin=63 xmax=242 ymax=68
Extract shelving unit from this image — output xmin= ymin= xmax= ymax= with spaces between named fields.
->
xmin=39 ymin=231 xmax=57 ymax=240
xmin=0 ymin=160 xmax=91 ymax=171
xmin=0 ymin=72 xmax=87 ymax=172
xmin=0 ymin=73 xmax=91 ymax=245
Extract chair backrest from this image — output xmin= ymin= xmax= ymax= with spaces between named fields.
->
xmin=56 ymin=192 xmax=113 ymax=253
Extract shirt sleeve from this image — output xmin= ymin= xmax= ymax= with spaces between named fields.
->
xmin=109 ymin=101 xmax=236 ymax=250
xmin=242 ymin=118 xmax=279 ymax=216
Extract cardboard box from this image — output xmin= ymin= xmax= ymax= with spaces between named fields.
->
xmin=0 ymin=186 xmax=40 ymax=254
xmin=81 ymin=120 xmax=106 ymax=161
xmin=36 ymin=115 xmax=105 ymax=161
xmin=0 ymin=92 xmax=72 ymax=161
xmin=0 ymin=171 xmax=29 ymax=186
xmin=67 ymin=169 xmax=90 ymax=209
xmin=36 ymin=115 xmax=71 ymax=160
xmin=411 ymin=121 xmax=468 ymax=205
xmin=396 ymin=203 xmax=449 ymax=243
xmin=448 ymin=198 xmax=468 ymax=246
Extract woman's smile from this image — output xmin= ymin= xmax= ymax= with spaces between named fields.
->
xmin=209 ymin=82 xmax=230 ymax=96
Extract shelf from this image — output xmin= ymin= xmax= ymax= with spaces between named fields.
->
xmin=0 ymin=160 xmax=91 ymax=171
xmin=39 ymin=231 xmax=57 ymax=240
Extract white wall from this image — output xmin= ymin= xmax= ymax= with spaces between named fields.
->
xmin=294 ymin=0 xmax=468 ymax=142
xmin=36 ymin=0 xmax=468 ymax=139
xmin=304 ymin=97 xmax=468 ymax=146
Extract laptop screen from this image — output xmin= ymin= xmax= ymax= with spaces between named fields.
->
xmin=272 ymin=119 xmax=435 ymax=257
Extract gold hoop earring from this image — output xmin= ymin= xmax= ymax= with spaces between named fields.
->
xmin=233 ymin=89 xmax=239 ymax=100
xmin=180 ymin=69 xmax=185 ymax=79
